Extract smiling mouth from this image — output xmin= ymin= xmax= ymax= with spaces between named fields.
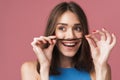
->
xmin=55 ymin=38 xmax=82 ymax=41
xmin=62 ymin=42 xmax=78 ymax=47
xmin=57 ymin=38 xmax=82 ymax=47
xmin=53 ymin=38 xmax=82 ymax=47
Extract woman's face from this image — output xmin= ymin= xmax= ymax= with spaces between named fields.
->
xmin=55 ymin=11 xmax=83 ymax=57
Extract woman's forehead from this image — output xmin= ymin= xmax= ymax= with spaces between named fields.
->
xmin=56 ymin=11 xmax=81 ymax=25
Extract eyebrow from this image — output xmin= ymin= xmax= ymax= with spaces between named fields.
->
xmin=56 ymin=23 xmax=68 ymax=26
xmin=56 ymin=23 xmax=81 ymax=26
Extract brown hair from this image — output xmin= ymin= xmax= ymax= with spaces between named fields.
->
xmin=37 ymin=1 xmax=94 ymax=75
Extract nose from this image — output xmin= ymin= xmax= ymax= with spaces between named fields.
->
xmin=65 ymin=29 xmax=75 ymax=39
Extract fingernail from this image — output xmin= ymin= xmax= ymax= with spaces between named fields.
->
xmin=93 ymin=30 xmax=96 ymax=32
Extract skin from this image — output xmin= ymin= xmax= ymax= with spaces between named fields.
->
xmin=21 ymin=11 xmax=116 ymax=80
xmin=55 ymin=11 xmax=83 ymax=67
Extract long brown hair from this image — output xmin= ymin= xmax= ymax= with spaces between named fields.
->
xmin=37 ymin=1 xmax=94 ymax=75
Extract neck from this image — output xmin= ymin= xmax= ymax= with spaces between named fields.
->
xmin=59 ymin=54 xmax=74 ymax=68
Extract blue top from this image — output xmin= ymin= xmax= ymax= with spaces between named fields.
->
xmin=49 ymin=67 xmax=91 ymax=80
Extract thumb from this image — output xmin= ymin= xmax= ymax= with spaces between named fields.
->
xmin=85 ymin=35 xmax=95 ymax=51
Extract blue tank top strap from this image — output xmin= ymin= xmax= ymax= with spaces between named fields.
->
xmin=49 ymin=67 xmax=91 ymax=80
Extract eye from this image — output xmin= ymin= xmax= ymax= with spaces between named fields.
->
xmin=74 ymin=25 xmax=82 ymax=32
xmin=58 ymin=26 xmax=66 ymax=31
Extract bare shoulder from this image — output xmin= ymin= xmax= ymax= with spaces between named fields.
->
xmin=21 ymin=61 xmax=37 ymax=70
xmin=21 ymin=61 xmax=40 ymax=80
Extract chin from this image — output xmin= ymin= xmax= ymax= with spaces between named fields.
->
xmin=60 ymin=50 xmax=78 ymax=57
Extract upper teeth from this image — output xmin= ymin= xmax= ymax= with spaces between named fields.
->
xmin=64 ymin=43 xmax=76 ymax=46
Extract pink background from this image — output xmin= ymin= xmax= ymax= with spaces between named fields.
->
xmin=0 ymin=0 xmax=120 ymax=80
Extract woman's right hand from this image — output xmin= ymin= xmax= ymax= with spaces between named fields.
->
xmin=31 ymin=36 xmax=56 ymax=68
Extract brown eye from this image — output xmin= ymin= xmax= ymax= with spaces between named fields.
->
xmin=74 ymin=25 xmax=82 ymax=32
xmin=58 ymin=26 xmax=66 ymax=31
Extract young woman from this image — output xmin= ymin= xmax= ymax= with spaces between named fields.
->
xmin=21 ymin=1 xmax=116 ymax=80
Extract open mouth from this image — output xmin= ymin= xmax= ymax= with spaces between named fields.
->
xmin=56 ymin=38 xmax=82 ymax=48
xmin=62 ymin=42 xmax=78 ymax=47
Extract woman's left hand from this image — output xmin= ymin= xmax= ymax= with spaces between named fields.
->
xmin=85 ymin=28 xmax=116 ymax=66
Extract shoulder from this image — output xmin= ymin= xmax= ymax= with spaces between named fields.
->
xmin=21 ymin=61 xmax=40 ymax=80
xmin=21 ymin=61 xmax=37 ymax=72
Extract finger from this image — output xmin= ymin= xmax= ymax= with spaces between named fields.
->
xmin=41 ymin=37 xmax=54 ymax=45
xmin=48 ymin=39 xmax=56 ymax=50
xmin=85 ymin=36 xmax=96 ymax=50
xmin=85 ymin=34 xmax=98 ymax=47
xmin=31 ymin=41 xmax=41 ymax=49
xmin=33 ymin=46 xmax=47 ymax=64
xmin=52 ymin=39 xmax=57 ymax=44
xmin=31 ymin=41 xmax=35 ymax=47
xmin=48 ymin=36 xmax=56 ymax=40
xmin=102 ymin=28 xmax=111 ymax=44
xmin=47 ymin=40 xmax=57 ymax=57
xmin=34 ymin=36 xmax=47 ymax=44
xmin=110 ymin=33 xmax=117 ymax=48
xmin=31 ymin=38 xmax=49 ymax=63
xmin=33 ymin=38 xmax=46 ymax=48
xmin=91 ymin=31 xmax=99 ymax=42
xmin=44 ymin=35 xmax=57 ymax=44
xmin=34 ymin=36 xmax=54 ymax=45
xmin=33 ymin=47 xmax=42 ymax=57
xmin=31 ymin=40 xmax=40 ymax=46
xmin=97 ymin=29 xmax=106 ymax=41
xmin=31 ymin=38 xmax=46 ymax=49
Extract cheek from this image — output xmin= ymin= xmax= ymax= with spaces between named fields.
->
xmin=75 ymin=33 xmax=83 ymax=38
xmin=55 ymin=31 xmax=64 ymax=39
